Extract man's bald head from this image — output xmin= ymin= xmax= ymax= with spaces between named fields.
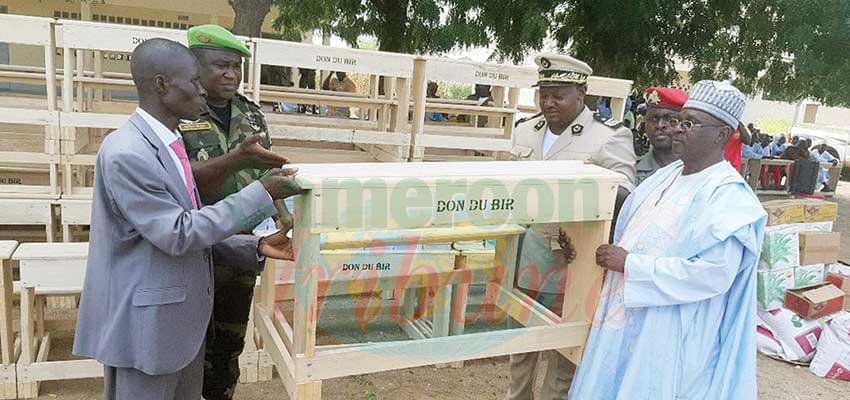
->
xmin=131 ymin=38 xmax=206 ymax=121
xmin=131 ymin=38 xmax=197 ymax=98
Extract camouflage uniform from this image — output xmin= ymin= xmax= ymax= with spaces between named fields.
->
xmin=180 ymin=93 xmax=271 ymax=400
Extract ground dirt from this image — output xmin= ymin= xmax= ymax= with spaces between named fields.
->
xmin=32 ymin=183 xmax=850 ymax=400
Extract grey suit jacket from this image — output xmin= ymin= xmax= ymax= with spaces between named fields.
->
xmin=73 ymin=111 xmax=276 ymax=375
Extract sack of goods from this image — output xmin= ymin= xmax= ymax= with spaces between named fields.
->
xmin=809 ymin=311 xmax=850 ymax=381
xmin=756 ymin=199 xmax=850 ymax=367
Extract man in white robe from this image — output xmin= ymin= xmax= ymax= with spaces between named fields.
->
xmin=568 ymin=80 xmax=767 ymax=400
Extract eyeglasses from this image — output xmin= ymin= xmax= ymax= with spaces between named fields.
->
xmin=668 ymin=118 xmax=727 ymax=131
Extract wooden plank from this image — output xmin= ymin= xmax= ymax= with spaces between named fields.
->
xmin=58 ymin=20 xmax=187 ymax=52
xmin=59 ymin=200 xmax=92 ymax=225
xmin=426 ymin=57 xmax=537 ymax=88
xmin=320 ymin=225 xmax=526 ymax=250
xmin=294 ymin=322 xmax=588 ymax=383
xmin=560 ymin=220 xmax=611 ymax=366
xmin=267 ymin=125 xmax=409 ymax=146
xmin=255 ymin=38 xmax=414 ymax=78
xmin=0 ymin=242 xmax=17 ymax=366
xmin=19 ymin=287 xmax=34 ymax=365
xmin=60 ymin=111 xmax=126 ymax=129
xmin=0 ymin=108 xmax=58 ymax=126
xmin=409 ymin=58 xmax=428 ymax=160
xmin=417 ymin=134 xmax=512 ymax=152
xmin=393 ymin=78 xmax=410 ymax=133
xmin=254 ymin=304 xmax=297 ymax=400
xmin=0 ymin=201 xmax=53 ymax=225
xmin=586 ymin=77 xmax=633 ymax=99
xmin=17 ymin=358 xmax=103 ymax=382
xmin=0 ymin=15 xmax=52 ymax=46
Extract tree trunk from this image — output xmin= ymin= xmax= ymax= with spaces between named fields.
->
xmin=229 ymin=0 xmax=273 ymax=37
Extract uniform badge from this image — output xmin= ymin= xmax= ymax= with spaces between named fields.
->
xmin=646 ymin=90 xmax=661 ymax=105
xmin=540 ymin=57 xmax=551 ymax=69
xmin=534 ymin=120 xmax=546 ymax=131
xmin=571 ymin=124 xmax=584 ymax=135
xmin=178 ymin=121 xmax=213 ymax=132
xmin=196 ymin=34 xmax=210 ymax=44
xmin=197 ymin=148 xmax=209 ymax=162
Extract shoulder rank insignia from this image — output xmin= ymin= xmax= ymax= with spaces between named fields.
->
xmin=593 ymin=113 xmax=624 ymax=129
xmin=571 ymin=124 xmax=584 ymax=135
xmin=197 ymin=147 xmax=210 ymax=162
xmin=178 ymin=121 xmax=212 ymax=132
xmin=534 ymin=120 xmax=546 ymax=131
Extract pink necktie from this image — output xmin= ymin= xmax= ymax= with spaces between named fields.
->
xmin=169 ymin=139 xmax=199 ymax=209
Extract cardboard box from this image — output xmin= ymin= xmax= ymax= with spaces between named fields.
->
xmin=828 ymin=263 xmax=850 ymax=276
xmin=826 ymin=273 xmax=850 ymax=293
xmin=799 ymin=199 xmax=839 ymax=223
xmin=762 ymin=200 xmax=805 ymax=226
xmin=795 ymin=264 xmax=826 ymax=287
xmin=784 ymin=283 xmax=846 ymax=319
xmin=760 ymin=230 xmax=800 ymax=270
xmin=758 ymin=267 xmax=795 ymax=310
xmin=799 ymin=232 xmax=841 ymax=266
xmin=826 ymin=274 xmax=850 ymax=311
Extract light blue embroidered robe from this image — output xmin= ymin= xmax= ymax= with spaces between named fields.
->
xmin=568 ymin=160 xmax=766 ymax=400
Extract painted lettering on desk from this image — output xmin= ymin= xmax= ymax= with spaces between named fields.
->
xmin=315 ymin=55 xmax=358 ymax=66
xmin=436 ymin=198 xmax=515 ymax=213
xmin=474 ymin=71 xmax=509 ymax=81
xmin=341 ymin=262 xmax=391 ymax=271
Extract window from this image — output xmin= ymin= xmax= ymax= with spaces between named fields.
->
xmin=165 ymin=22 xmax=172 ymax=28
xmin=54 ymin=11 xmax=61 ymax=18
xmin=0 ymin=5 xmax=8 ymax=14
xmin=116 ymin=16 xmax=124 ymax=24
xmin=107 ymin=16 xmax=115 ymax=23
xmin=132 ymin=18 xmax=139 ymax=25
xmin=156 ymin=21 xmax=164 ymax=28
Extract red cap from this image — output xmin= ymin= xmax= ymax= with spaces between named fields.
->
xmin=645 ymin=87 xmax=688 ymax=111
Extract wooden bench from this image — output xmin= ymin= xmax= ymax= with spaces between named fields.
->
xmin=253 ymin=161 xmax=622 ymax=399
xmin=58 ymin=199 xmax=91 ymax=242
xmin=0 ymin=241 xmax=18 ymax=399
xmin=0 ymin=200 xmax=56 ymax=242
xmin=0 ymin=14 xmax=61 ymax=199
xmin=12 ymin=243 xmax=95 ymax=398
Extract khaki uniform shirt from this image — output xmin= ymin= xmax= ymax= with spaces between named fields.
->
xmin=180 ymin=94 xmax=272 ymax=201
xmin=635 ymin=148 xmax=662 ymax=187
xmin=510 ymin=106 xmax=637 ymax=293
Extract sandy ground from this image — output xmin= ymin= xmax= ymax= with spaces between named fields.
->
xmin=31 ymin=183 xmax=850 ymax=399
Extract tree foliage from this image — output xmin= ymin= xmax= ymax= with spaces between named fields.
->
xmin=272 ymin=0 xmax=552 ymax=61
xmin=256 ymin=0 xmax=850 ymax=105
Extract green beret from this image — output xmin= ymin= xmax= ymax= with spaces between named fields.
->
xmin=187 ymin=24 xmax=251 ymax=58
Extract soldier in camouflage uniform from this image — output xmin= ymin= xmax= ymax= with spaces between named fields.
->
xmin=181 ymin=25 xmax=291 ymax=400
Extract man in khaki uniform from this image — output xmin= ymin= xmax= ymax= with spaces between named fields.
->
xmin=507 ymin=54 xmax=636 ymax=400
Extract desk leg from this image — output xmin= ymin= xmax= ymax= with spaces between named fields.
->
xmin=0 ymin=259 xmax=13 ymax=365
xmin=560 ymin=221 xmax=610 ymax=366
xmin=293 ymin=231 xmax=321 ymax=399
xmin=18 ymin=287 xmax=37 ymax=398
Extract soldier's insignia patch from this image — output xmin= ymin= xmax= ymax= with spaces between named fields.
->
xmin=534 ymin=120 xmax=546 ymax=131
xmin=646 ymin=90 xmax=661 ymax=105
xmin=178 ymin=121 xmax=212 ymax=132
xmin=197 ymin=148 xmax=209 ymax=162
xmin=540 ymin=57 xmax=551 ymax=69
xmin=572 ymin=124 xmax=584 ymax=135
xmin=196 ymin=34 xmax=210 ymax=44
xmin=604 ymin=119 xmax=622 ymax=128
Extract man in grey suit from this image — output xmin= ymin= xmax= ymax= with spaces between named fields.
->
xmin=73 ymin=39 xmax=303 ymax=400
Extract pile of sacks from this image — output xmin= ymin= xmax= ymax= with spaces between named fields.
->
xmin=756 ymin=199 xmax=850 ymax=381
